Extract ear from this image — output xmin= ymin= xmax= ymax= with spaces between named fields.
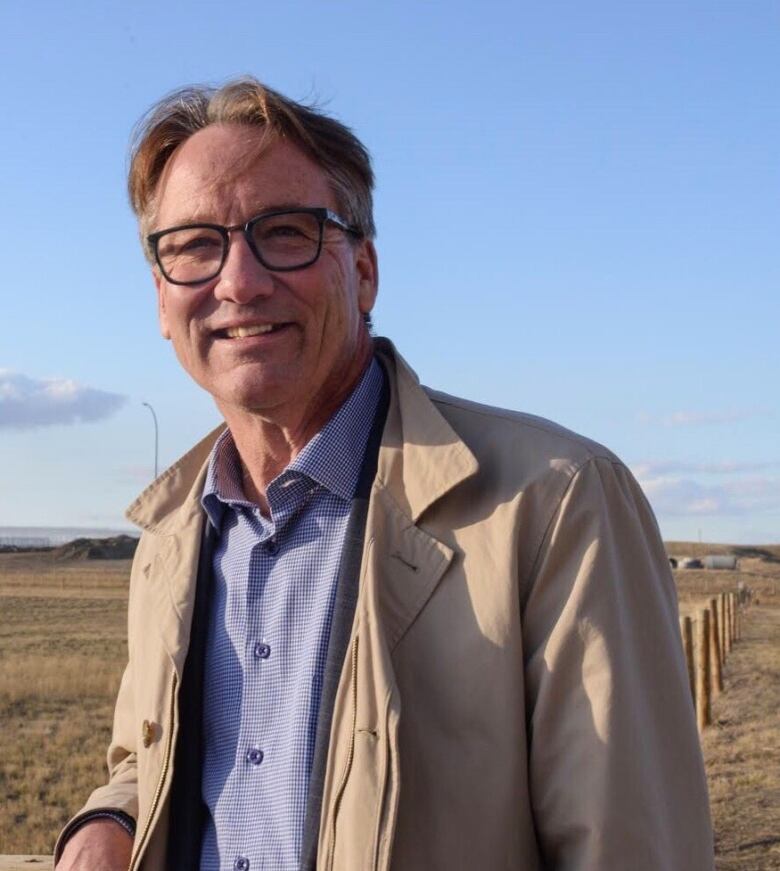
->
xmin=354 ymin=238 xmax=379 ymax=314
xmin=154 ymin=271 xmax=172 ymax=340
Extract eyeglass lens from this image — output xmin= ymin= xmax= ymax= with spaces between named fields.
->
xmin=156 ymin=211 xmax=324 ymax=283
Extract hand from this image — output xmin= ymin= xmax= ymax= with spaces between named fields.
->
xmin=55 ymin=817 xmax=134 ymax=870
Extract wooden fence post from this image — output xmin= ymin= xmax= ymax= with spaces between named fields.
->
xmin=708 ymin=598 xmax=723 ymax=695
xmin=695 ymin=608 xmax=711 ymax=733
xmin=735 ymin=590 xmax=741 ymax=640
xmin=720 ymin=592 xmax=729 ymax=659
xmin=680 ymin=615 xmax=695 ymax=704
xmin=728 ymin=593 xmax=735 ymax=650
xmin=730 ymin=592 xmax=737 ymax=645
xmin=725 ymin=592 xmax=731 ymax=647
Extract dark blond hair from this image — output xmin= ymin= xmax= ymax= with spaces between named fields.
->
xmin=128 ymin=78 xmax=376 ymax=252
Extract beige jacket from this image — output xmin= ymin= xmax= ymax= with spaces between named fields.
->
xmin=57 ymin=340 xmax=714 ymax=870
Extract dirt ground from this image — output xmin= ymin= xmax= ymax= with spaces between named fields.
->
xmin=671 ymin=545 xmax=780 ymax=870
xmin=700 ymin=600 xmax=780 ymax=869
xmin=1 ymin=546 xmax=779 ymax=865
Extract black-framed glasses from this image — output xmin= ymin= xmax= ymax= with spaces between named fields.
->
xmin=147 ymin=207 xmax=361 ymax=286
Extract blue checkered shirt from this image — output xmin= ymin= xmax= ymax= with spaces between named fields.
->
xmin=198 ymin=359 xmax=383 ymax=871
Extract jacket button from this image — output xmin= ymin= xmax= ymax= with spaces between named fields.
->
xmin=142 ymin=720 xmax=155 ymax=747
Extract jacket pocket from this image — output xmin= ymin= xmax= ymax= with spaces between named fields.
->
xmin=327 ymin=635 xmax=398 ymax=871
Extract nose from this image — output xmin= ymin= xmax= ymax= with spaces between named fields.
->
xmin=212 ymin=230 xmax=275 ymax=304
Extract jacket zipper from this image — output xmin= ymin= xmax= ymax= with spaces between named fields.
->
xmin=326 ymin=635 xmax=359 ymax=871
xmin=129 ymin=671 xmax=178 ymax=871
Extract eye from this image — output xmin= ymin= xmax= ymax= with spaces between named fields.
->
xmin=259 ymin=222 xmax=307 ymax=241
xmin=176 ymin=231 xmax=222 ymax=254
xmin=178 ymin=234 xmax=222 ymax=253
xmin=254 ymin=213 xmax=320 ymax=245
xmin=157 ymin=228 xmax=223 ymax=258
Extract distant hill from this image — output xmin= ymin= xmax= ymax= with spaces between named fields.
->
xmin=51 ymin=534 xmax=139 ymax=561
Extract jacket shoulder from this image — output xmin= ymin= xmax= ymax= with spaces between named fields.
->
xmin=423 ymin=387 xmax=656 ymax=597
xmin=425 ymin=387 xmax=620 ymax=474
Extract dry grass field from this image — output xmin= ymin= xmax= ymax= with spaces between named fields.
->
xmin=1 ymin=544 xmax=779 ymax=866
xmin=0 ymin=552 xmax=129 ymax=855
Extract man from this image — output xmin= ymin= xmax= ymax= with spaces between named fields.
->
xmin=56 ymin=78 xmax=714 ymax=870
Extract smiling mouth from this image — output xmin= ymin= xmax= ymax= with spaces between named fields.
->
xmin=215 ymin=324 xmax=289 ymax=339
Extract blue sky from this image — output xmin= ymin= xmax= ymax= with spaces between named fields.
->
xmin=1 ymin=0 xmax=777 ymax=543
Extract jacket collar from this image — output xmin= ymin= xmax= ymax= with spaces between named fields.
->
xmin=126 ymin=424 xmax=225 ymax=534
xmin=373 ymin=338 xmax=478 ymax=521
xmin=125 ymin=338 xmax=478 ymax=534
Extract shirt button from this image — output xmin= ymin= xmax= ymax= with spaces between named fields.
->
xmin=265 ymin=539 xmax=279 ymax=555
xmin=246 ymin=745 xmax=264 ymax=765
xmin=234 ymin=857 xmax=250 ymax=871
xmin=254 ymin=642 xmax=271 ymax=660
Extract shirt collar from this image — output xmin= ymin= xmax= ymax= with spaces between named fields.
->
xmin=201 ymin=429 xmax=248 ymax=530
xmin=286 ymin=357 xmax=383 ymax=499
xmin=201 ymin=357 xmax=384 ymax=529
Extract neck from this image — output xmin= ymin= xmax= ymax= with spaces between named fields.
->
xmin=219 ymin=350 xmax=372 ymax=515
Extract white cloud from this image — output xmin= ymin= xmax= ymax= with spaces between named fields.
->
xmin=636 ymin=408 xmax=770 ymax=428
xmin=633 ymin=469 xmax=780 ymax=518
xmin=0 ymin=370 xmax=127 ymax=430
xmin=631 ymin=460 xmax=779 ymax=478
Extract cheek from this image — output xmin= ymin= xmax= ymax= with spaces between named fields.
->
xmin=166 ymin=305 xmax=190 ymax=342
xmin=165 ymin=291 xmax=212 ymax=343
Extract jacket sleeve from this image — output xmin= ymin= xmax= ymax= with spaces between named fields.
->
xmin=53 ymin=577 xmax=141 ymax=863
xmin=521 ymin=455 xmax=714 ymax=870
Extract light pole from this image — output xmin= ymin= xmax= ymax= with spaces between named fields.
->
xmin=142 ymin=402 xmax=159 ymax=479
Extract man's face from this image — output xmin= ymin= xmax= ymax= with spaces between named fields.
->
xmin=151 ymin=124 xmax=378 ymax=425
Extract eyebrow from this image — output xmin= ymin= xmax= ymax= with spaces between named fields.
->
xmin=163 ymin=202 xmax=320 ymax=228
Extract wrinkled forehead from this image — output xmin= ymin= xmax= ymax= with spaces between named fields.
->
xmin=151 ymin=123 xmax=334 ymax=230
xmin=152 ymin=124 xmax=272 ymax=221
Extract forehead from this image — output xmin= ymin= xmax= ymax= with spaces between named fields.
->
xmin=153 ymin=124 xmax=334 ymax=228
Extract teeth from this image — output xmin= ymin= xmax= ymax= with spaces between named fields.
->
xmin=224 ymin=324 xmax=275 ymax=338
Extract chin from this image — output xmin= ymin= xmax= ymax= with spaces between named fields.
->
xmin=217 ymin=381 xmax=295 ymax=416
